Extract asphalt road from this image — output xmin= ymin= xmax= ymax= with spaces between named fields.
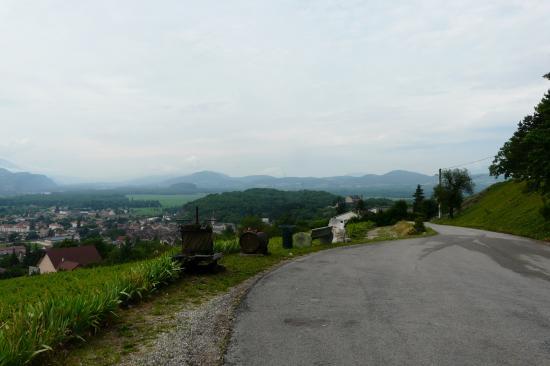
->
xmin=224 ymin=224 xmax=550 ymax=366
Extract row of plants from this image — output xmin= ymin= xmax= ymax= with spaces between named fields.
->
xmin=213 ymin=238 xmax=240 ymax=254
xmin=0 ymin=254 xmax=180 ymax=366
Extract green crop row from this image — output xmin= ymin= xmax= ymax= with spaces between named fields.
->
xmin=213 ymin=238 xmax=240 ymax=254
xmin=0 ymin=255 xmax=180 ymax=366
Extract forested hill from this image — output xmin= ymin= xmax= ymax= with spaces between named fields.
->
xmin=181 ymin=188 xmax=339 ymax=224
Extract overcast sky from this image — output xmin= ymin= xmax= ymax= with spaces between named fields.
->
xmin=1 ymin=0 xmax=549 ymax=181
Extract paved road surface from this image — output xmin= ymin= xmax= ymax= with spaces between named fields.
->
xmin=225 ymin=224 xmax=550 ymax=366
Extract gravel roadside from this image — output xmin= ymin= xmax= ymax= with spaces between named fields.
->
xmin=117 ymin=264 xmax=283 ymax=366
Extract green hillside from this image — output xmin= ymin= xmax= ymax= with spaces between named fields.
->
xmin=438 ymin=181 xmax=550 ymax=241
xmin=181 ymin=188 xmax=339 ymax=223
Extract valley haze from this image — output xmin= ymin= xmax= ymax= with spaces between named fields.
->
xmin=0 ymin=158 xmax=501 ymax=198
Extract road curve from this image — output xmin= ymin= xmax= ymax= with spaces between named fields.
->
xmin=224 ymin=224 xmax=550 ymax=366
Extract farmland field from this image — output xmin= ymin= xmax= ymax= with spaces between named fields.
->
xmin=127 ymin=194 xmax=206 ymax=208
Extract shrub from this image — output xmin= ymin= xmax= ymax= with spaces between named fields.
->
xmin=346 ymin=221 xmax=375 ymax=240
xmin=393 ymin=221 xmax=416 ymax=236
xmin=214 ymin=238 xmax=240 ymax=254
xmin=414 ymin=216 xmax=426 ymax=234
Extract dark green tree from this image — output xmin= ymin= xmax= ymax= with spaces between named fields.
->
xmin=490 ymin=73 xmax=550 ymax=218
xmin=335 ymin=197 xmax=347 ymax=214
xmin=240 ymin=216 xmax=266 ymax=232
xmin=412 ymin=185 xmax=425 ymax=214
xmin=388 ymin=200 xmax=408 ymax=222
xmin=421 ymin=198 xmax=438 ymax=219
xmin=434 ymin=169 xmax=474 ymax=218
xmin=354 ymin=199 xmax=366 ymax=215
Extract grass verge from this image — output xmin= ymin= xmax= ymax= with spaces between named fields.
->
xmin=436 ymin=181 xmax=550 ymax=241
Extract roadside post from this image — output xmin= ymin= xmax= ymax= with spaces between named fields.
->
xmin=280 ymin=225 xmax=295 ymax=249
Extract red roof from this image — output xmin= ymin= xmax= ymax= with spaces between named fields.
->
xmin=58 ymin=260 xmax=80 ymax=271
xmin=45 ymin=245 xmax=102 ymax=270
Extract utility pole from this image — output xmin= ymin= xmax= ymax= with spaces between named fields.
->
xmin=438 ymin=168 xmax=442 ymax=219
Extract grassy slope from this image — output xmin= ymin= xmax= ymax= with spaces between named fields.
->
xmin=438 ymin=181 xmax=550 ymax=241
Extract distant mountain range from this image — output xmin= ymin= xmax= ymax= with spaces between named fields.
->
xmin=0 ymin=168 xmax=58 ymax=195
xmin=155 ymin=170 xmax=502 ymax=197
xmin=0 ymin=157 xmax=503 ymax=198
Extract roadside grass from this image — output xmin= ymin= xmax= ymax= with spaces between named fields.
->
xmin=2 ymin=228 xmax=437 ymax=366
xmin=436 ymin=181 xmax=550 ymax=241
xmin=127 ymin=194 xmax=206 ymax=208
xmin=0 ymin=255 xmax=181 ymax=366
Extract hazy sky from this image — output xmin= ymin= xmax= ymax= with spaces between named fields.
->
xmin=1 ymin=0 xmax=549 ymax=181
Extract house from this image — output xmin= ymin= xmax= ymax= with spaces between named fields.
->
xmin=37 ymin=245 xmax=102 ymax=274
xmin=212 ymin=222 xmax=236 ymax=234
xmin=0 ymin=223 xmax=30 ymax=233
xmin=345 ymin=195 xmax=363 ymax=205
xmin=0 ymin=245 xmax=26 ymax=260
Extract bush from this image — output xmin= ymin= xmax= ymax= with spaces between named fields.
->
xmin=414 ymin=216 xmax=426 ymax=233
xmin=346 ymin=221 xmax=376 ymax=240
xmin=214 ymin=238 xmax=240 ymax=254
xmin=393 ymin=221 xmax=416 ymax=236
xmin=540 ymin=198 xmax=550 ymax=221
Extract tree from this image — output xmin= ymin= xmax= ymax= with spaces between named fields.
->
xmin=490 ymin=72 xmax=550 ymax=218
xmin=421 ymin=198 xmax=438 ymax=219
xmin=239 ymin=216 xmax=266 ymax=233
xmin=53 ymin=239 xmax=79 ymax=248
xmin=388 ymin=200 xmax=408 ymax=222
xmin=335 ymin=197 xmax=347 ymax=214
xmin=354 ymin=199 xmax=366 ymax=215
xmin=434 ymin=169 xmax=474 ymax=218
xmin=412 ymin=185 xmax=425 ymax=214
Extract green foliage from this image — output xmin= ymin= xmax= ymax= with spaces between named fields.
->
xmin=181 ymin=189 xmax=339 ymax=224
xmin=390 ymin=200 xmax=409 ymax=220
xmin=541 ymin=198 xmax=550 ymax=220
xmin=421 ymin=198 xmax=438 ymax=219
xmin=413 ymin=216 xmax=426 ymax=233
xmin=354 ymin=199 xmax=366 ymax=215
xmin=53 ymin=239 xmax=80 ymax=248
xmin=0 ymin=254 xmax=180 ymax=366
xmin=434 ymin=169 xmax=474 ymax=218
xmin=346 ymin=221 xmax=375 ymax=240
xmin=490 ymin=73 xmax=550 ymax=198
xmin=105 ymin=240 xmax=171 ymax=264
xmin=240 ymin=216 xmax=267 ymax=232
xmin=126 ymin=194 xmax=206 ymax=208
xmin=438 ymin=181 xmax=550 ymax=240
xmin=0 ymin=191 xmax=161 ymax=211
xmin=213 ymin=238 xmax=240 ymax=254
xmin=360 ymin=200 xmax=410 ymax=226
xmin=335 ymin=197 xmax=347 ymax=214
xmin=412 ymin=185 xmax=424 ymax=213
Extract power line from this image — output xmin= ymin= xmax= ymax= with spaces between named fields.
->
xmin=445 ymin=156 xmax=494 ymax=170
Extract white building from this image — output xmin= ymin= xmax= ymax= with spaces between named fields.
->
xmin=0 ymin=223 xmax=30 ymax=233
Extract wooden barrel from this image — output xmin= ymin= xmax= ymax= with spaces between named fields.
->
xmin=239 ymin=231 xmax=269 ymax=255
